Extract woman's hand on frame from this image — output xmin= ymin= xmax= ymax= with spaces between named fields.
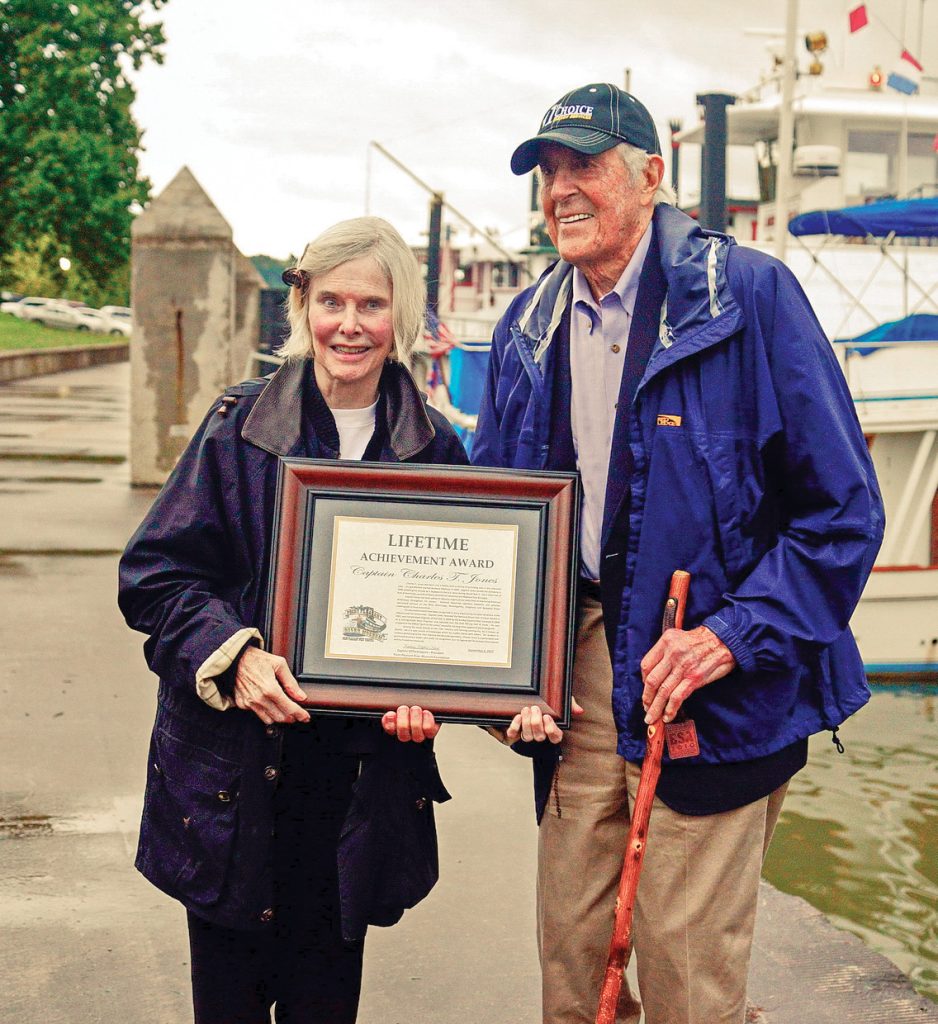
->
xmin=505 ymin=696 xmax=584 ymax=744
xmin=233 ymin=647 xmax=310 ymax=725
xmin=381 ymin=705 xmax=440 ymax=743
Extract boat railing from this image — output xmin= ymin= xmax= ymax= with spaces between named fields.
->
xmin=441 ymin=315 xmax=497 ymax=348
xmin=832 ymin=337 xmax=938 ymax=375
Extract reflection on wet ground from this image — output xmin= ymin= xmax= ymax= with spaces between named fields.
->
xmin=0 ymin=362 xmax=150 ymax=556
xmin=0 ymin=815 xmax=54 ymax=838
xmin=0 ymin=555 xmax=32 ymax=576
xmin=0 ymin=548 xmax=122 ymax=557
xmin=0 ymin=476 xmax=103 ymax=484
xmin=2 ymin=384 xmax=121 ymax=402
xmin=764 ymin=687 xmax=938 ymax=1002
xmin=0 ymin=802 xmax=142 ymax=840
xmin=0 ymin=452 xmax=125 ymax=463
xmin=0 ymin=412 xmax=115 ymax=423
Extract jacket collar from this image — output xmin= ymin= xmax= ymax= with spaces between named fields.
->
xmin=652 ymin=202 xmax=740 ymax=345
xmin=516 ymin=259 xmax=574 ymax=368
xmin=241 ymin=357 xmax=436 ymax=461
xmin=514 ymin=204 xmax=742 ymax=367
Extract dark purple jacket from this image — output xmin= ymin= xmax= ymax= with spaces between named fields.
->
xmin=119 ymin=358 xmax=468 ymax=935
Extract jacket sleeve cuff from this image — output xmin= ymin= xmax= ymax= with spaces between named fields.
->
xmin=701 ymin=613 xmax=757 ymax=675
xmin=482 ymin=724 xmax=514 ymax=745
xmin=479 ymin=725 xmax=544 ymax=759
xmin=195 ymin=627 xmax=265 ymax=710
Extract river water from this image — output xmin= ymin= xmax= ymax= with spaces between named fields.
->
xmin=763 ymin=685 xmax=938 ymax=1002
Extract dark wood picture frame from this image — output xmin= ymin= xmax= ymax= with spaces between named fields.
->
xmin=265 ymin=459 xmax=580 ymax=726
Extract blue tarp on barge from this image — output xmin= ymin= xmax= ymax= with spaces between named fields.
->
xmin=836 ymin=313 xmax=938 ymax=356
xmin=789 ymin=196 xmax=938 ymax=238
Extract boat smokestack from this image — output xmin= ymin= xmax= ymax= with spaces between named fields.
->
xmin=426 ymin=192 xmax=443 ymax=317
xmin=669 ymin=120 xmax=682 ymax=205
xmin=696 ymin=92 xmax=735 ymax=233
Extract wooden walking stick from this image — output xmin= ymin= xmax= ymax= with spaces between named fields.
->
xmin=595 ymin=569 xmax=691 ymax=1024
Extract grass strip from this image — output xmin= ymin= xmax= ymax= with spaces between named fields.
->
xmin=0 ymin=312 xmax=125 ymax=352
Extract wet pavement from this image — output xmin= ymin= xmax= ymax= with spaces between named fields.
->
xmin=0 ymin=362 xmax=934 ymax=1023
xmin=0 ymin=363 xmax=542 ymax=1023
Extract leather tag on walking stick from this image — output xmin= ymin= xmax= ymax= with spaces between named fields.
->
xmin=665 ymin=719 xmax=700 ymax=759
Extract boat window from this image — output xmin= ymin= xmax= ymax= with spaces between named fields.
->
xmin=491 ymin=262 xmax=520 ymax=289
xmin=845 ymin=130 xmax=899 ymax=203
xmin=908 ymin=133 xmax=938 ymax=198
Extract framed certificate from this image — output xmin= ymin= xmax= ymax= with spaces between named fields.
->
xmin=265 ymin=460 xmax=580 ymax=726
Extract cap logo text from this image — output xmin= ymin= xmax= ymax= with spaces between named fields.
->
xmin=542 ymin=104 xmax=594 ymax=128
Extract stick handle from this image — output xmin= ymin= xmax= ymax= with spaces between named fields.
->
xmin=661 ymin=569 xmax=690 ymax=631
xmin=594 ymin=570 xmax=690 ymax=1024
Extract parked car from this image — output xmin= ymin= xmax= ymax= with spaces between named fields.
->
xmin=1 ymin=296 xmax=132 ymax=337
xmin=73 ymin=308 xmax=110 ymax=331
xmin=17 ymin=298 xmax=84 ymax=328
xmin=99 ymin=306 xmax=132 ymax=335
xmin=2 ymin=296 xmax=58 ymax=319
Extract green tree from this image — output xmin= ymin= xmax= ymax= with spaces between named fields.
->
xmin=0 ymin=1 xmax=167 ymax=296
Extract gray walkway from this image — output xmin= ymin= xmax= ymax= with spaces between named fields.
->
xmin=0 ymin=362 xmax=933 ymax=1023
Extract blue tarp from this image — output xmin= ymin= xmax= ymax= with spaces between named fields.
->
xmin=447 ymin=347 xmax=489 ymax=453
xmin=836 ymin=314 xmax=938 ymax=356
xmin=789 ymin=196 xmax=938 ymax=238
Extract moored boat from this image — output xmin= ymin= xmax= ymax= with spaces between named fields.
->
xmin=674 ymin=16 xmax=938 ymax=679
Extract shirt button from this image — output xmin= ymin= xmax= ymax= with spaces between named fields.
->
xmin=260 ymin=908 xmax=275 ymax=923
xmin=263 ymin=766 xmax=279 ymax=782
xmin=217 ymin=790 xmax=231 ymax=803
xmin=265 ymin=724 xmax=280 ymax=738
xmin=611 ymin=344 xmax=621 ymax=354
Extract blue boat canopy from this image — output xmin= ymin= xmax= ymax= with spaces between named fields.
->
xmin=788 ymin=196 xmax=938 ymax=238
xmin=836 ymin=313 xmax=938 ymax=356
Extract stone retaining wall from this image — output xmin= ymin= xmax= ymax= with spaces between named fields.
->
xmin=0 ymin=342 xmax=129 ymax=384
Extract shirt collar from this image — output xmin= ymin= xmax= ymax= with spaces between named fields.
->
xmin=572 ymin=219 xmax=654 ymax=319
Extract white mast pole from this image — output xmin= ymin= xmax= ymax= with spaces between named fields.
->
xmin=773 ymin=0 xmax=798 ymax=261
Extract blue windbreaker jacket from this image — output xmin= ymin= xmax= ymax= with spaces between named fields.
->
xmin=473 ymin=203 xmax=884 ymax=766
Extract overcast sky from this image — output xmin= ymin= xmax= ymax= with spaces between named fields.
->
xmin=130 ymin=0 xmax=938 ymax=258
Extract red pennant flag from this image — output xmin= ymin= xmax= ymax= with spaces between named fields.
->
xmin=933 ymin=133 xmax=938 ymax=153
xmin=849 ymin=4 xmax=869 ymax=32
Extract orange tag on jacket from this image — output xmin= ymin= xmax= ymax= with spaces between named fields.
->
xmin=657 ymin=414 xmax=682 ymax=427
xmin=665 ymin=719 xmax=700 ymax=759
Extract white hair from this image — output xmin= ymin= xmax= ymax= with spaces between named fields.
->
xmin=278 ymin=216 xmax=425 ymax=364
xmin=615 ymin=142 xmax=675 ymax=205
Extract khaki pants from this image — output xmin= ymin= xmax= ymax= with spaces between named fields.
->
xmin=536 ymin=597 xmax=786 ymax=1024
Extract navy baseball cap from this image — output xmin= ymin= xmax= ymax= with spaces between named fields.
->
xmin=511 ymin=82 xmax=661 ymax=176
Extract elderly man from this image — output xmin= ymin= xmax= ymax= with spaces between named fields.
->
xmin=472 ymin=83 xmax=883 ymax=1024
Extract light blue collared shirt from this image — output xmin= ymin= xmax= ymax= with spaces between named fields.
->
xmin=570 ymin=222 xmax=653 ymax=579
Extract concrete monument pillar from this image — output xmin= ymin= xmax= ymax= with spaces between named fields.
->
xmin=233 ymin=251 xmax=266 ymax=381
xmin=130 ymin=166 xmax=261 ymax=485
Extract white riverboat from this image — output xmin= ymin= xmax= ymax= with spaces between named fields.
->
xmin=675 ymin=23 xmax=938 ymax=679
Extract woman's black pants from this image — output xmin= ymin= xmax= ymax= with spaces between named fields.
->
xmin=186 ymin=741 xmax=364 ymax=1023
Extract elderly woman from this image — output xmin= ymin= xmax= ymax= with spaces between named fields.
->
xmin=119 ymin=217 xmax=467 ymax=1023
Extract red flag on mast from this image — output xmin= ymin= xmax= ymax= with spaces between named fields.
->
xmin=849 ymin=4 xmax=869 ymax=32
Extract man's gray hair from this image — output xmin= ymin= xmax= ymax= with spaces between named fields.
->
xmin=278 ymin=216 xmax=425 ymax=364
xmin=616 ymin=143 xmax=675 ymax=205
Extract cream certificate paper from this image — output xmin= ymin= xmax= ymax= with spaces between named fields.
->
xmin=324 ymin=516 xmax=518 ymax=667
